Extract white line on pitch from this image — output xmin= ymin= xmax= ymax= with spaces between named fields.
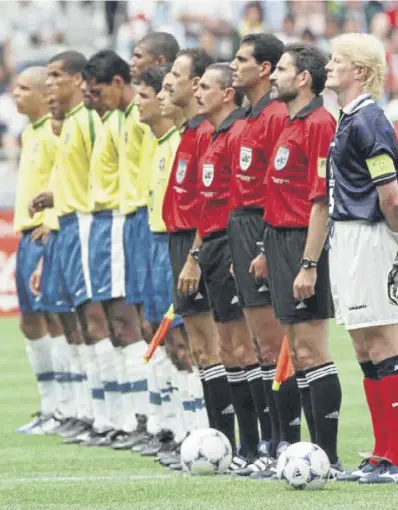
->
xmin=0 ymin=474 xmax=177 ymax=484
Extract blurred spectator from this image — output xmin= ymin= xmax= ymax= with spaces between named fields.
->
xmin=276 ymin=14 xmax=300 ymax=44
xmin=301 ymin=28 xmax=317 ymax=45
xmin=290 ymin=0 xmax=326 ymax=36
xmin=238 ymin=1 xmax=266 ymax=37
xmin=370 ymin=10 xmax=390 ymax=40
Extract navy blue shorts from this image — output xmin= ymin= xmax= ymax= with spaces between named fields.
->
xmin=40 ymin=230 xmax=72 ymax=313
xmin=89 ymin=210 xmax=125 ymax=302
xmin=16 ymin=231 xmax=43 ymax=314
xmin=58 ymin=212 xmax=93 ymax=308
xmin=147 ymin=232 xmax=183 ymax=327
xmin=123 ymin=207 xmax=152 ymax=308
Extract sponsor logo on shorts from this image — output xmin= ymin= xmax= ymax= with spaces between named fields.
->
xmin=231 ymin=295 xmax=239 ymax=305
xmin=295 ymin=301 xmax=307 ymax=310
xmin=258 ymin=284 xmax=269 ymax=292
xmin=274 ymin=146 xmax=290 ymax=170
xmin=325 ymin=411 xmax=339 ymax=419
xmin=221 ymin=404 xmax=235 ymax=415
xmin=289 ymin=417 xmax=301 ymax=426
xmin=194 ymin=292 xmax=204 ymax=301
xmin=75 ymin=288 xmax=85 ymax=297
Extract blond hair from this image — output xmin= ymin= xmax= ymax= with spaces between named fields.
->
xmin=331 ymin=33 xmax=386 ymax=100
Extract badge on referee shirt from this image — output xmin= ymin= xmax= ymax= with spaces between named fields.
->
xmin=274 ymin=146 xmax=290 ymax=171
xmin=202 ymin=163 xmax=214 ymax=187
xmin=240 ymin=146 xmax=252 ymax=171
xmin=176 ymin=159 xmax=187 ymax=183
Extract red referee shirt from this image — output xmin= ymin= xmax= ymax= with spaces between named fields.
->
xmin=264 ymin=96 xmax=336 ymax=228
xmin=162 ymin=116 xmax=213 ymax=232
xmin=230 ymin=93 xmax=287 ymax=210
xmin=197 ymin=108 xmax=246 ymax=238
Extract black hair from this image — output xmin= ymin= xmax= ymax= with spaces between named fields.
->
xmin=139 ymin=32 xmax=180 ymax=64
xmin=284 ymin=43 xmax=327 ymax=96
xmin=138 ymin=65 xmax=169 ymax=95
xmin=205 ymin=63 xmax=244 ymax=107
xmin=241 ymin=33 xmax=284 ymax=71
xmin=176 ymin=48 xmax=214 ymax=79
xmin=49 ymin=50 xmax=87 ymax=74
xmin=82 ymin=50 xmax=130 ymax=84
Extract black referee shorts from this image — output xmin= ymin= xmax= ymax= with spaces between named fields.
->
xmin=199 ymin=231 xmax=243 ymax=323
xmin=227 ymin=208 xmax=272 ymax=308
xmin=168 ymin=230 xmax=211 ymax=317
xmin=263 ymin=226 xmax=334 ymax=324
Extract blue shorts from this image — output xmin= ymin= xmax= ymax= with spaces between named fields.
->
xmin=89 ymin=210 xmax=125 ymax=302
xmin=147 ymin=232 xmax=183 ymax=328
xmin=58 ymin=212 xmax=93 ymax=308
xmin=123 ymin=207 xmax=152 ymax=307
xmin=16 ymin=231 xmax=43 ymax=314
xmin=40 ymin=230 xmax=72 ymax=313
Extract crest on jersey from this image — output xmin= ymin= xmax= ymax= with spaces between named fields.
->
xmin=240 ymin=146 xmax=252 ymax=171
xmin=274 ymin=146 xmax=290 ymax=171
xmin=159 ymin=157 xmax=166 ymax=171
xmin=202 ymin=163 xmax=214 ymax=187
xmin=176 ymin=160 xmax=187 ymax=183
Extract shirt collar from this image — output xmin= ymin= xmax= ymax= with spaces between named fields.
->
xmin=125 ymin=100 xmax=136 ymax=117
xmin=66 ymin=102 xmax=84 ymax=119
xmin=291 ymin=95 xmax=323 ymax=121
xmin=341 ymin=93 xmax=373 ymax=115
xmin=102 ymin=110 xmax=113 ymax=122
xmin=158 ymin=126 xmax=178 ymax=144
xmin=247 ymin=92 xmax=272 ymax=118
xmin=182 ymin=114 xmax=207 ymax=132
xmin=212 ymin=108 xmax=246 ymax=140
xmin=32 ymin=114 xmax=50 ymax=129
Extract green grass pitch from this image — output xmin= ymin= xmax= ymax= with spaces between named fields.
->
xmin=0 ymin=318 xmax=397 ymax=509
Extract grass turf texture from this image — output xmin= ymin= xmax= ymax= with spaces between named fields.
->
xmin=0 ymin=318 xmax=397 ymax=509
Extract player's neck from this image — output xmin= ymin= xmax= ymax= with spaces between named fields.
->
xmin=65 ymin=91 xmax=83 ymax=114
xmin=286 ymin=91 xmax=315 ymax=119
xmin=247 ymin=81 xmax=272 ymax=107
xmin=121 ymin=85 xmax=135 ymax=111
xmin=209 ymin=105 xmax=237 ymax=131
xmin=173 ymin=110 xmax=186 ymax=131
xmin=337 ymin=86 xmax=366 ymax=109
xmin=181 ymin=97 xmax=198 ymax=124
xmin=150 ymin=117 xmax=174 ymax=139
xmin=29 ymin=107 xmax=48 ymax=124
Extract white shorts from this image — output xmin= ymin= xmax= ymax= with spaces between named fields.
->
xmin=329 ymin=220 xmax=398 ymax=330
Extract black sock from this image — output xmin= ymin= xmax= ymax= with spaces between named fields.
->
xmin=226 ymin=367 xmax=259 ymax=459
xmin=296 ymin=370 xmax=316 ymax=443
xmin=359 ymin=360 xmax=379 ymax=379
xmin=274 ymin=376 xmax=301 ymax=444
xmin=306 ymin=362 xmax=342 ymax=465
xmin=262 ymin=365 xmax=280 ymax=457
xmin=204 ymin=364 xmax=236 ymax=452
xmin=199 ymin=367 xmax=214 ymax=427
xmin=246 ymin=364 xmax=272 ymax=442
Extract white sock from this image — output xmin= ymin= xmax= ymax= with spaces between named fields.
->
xmin=146 ymin=347 xmax=168 ymax=436
xmin=24 ymin=335 xmax=57 ymax=417
xmin=188 ymin=369 xmax=209 ymax=429
xmin=69 ymin=344 xmax=92 ymax=423
xmin=169 ymin=365 xmax=188 ymax=443
xmin=122 ymin=340 xmax=150 ymax=420
xmin=158 ymin=356 xmax=175 ymax=433
xmin=95 ymin=338 xmax=123 ymax=430
xmin=114 ymin=347 xmax=136 ymax=432
xmin=51 ymin=335 xmax=76 ymax=419
xmin=85 ymin=344 xmax=110 ymax=433
xmin=177 ymin=370 xmax=196 ymax=433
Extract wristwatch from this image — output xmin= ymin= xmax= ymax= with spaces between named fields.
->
xmin=189 ymin=247 xmax=200 ymax=262
xmin=256 ymin=241 xmax=266 ymax=255
xmin=300 ymin=257 xmax=317 ymax=269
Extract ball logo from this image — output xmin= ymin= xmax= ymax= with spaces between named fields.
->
xmin=274 ymin=146 xmax=290 ymax=171
xmin=176 ymin=160 xmax=187 ymax=184
xmin=202 ymin=163 xmax=214 ymax=187
xmin=239 ymin=146 xmax=252 ymax=171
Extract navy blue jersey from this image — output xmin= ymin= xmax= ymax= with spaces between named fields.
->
xmin=327 ymin=95 xmax=398 ymax=222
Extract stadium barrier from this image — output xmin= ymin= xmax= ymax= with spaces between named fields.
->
xmin=0 ymin=210 xmax=19 ymax=316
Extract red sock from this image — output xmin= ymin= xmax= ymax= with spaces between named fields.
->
xmin=363 ymin=378 xmax=387 ymax=463
xmin=380 ymin=374 xmax=398 ymax=466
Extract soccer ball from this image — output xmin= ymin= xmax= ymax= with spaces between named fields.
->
xmin=276 ymin=442 xmax=331 ymax=490
xmin=180 ymin=428 xmax=232 ymax=475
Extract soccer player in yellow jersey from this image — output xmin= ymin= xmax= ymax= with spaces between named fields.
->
xmin=13 ymin=66 xmax=62 ymax=434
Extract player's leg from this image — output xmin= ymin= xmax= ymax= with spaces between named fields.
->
xmin=228 ymin=210 xmax=290 ymax=457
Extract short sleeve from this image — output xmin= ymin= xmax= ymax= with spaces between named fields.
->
xmin=307 ymin=113 xmax=336 ymax=201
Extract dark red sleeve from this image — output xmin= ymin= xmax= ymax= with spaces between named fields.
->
xmin=307 ymin=113 xmax=336 ymax=202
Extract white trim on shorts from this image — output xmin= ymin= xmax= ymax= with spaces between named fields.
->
xmin=111 ymin=211 xmax=126 ymax=298
xmin=77 ymin=212 xmax=93 ymax=300
xmin=329 ymin=219 xmax=398 ymax=330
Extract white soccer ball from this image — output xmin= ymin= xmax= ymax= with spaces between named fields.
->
xmin=180 ymin=428 xmax=233 ymax=475
xmin=276 ymin=442 xmax=330 ymax=490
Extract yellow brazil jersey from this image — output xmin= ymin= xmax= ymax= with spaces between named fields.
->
xmin=119 ymin=101 xmax=145 ymax=214
xmin=136 ymin=127 xmax=157 ymax=209
xmin=14 ymin=115 xmax=57 ymax=232
xmin=43 ymin=130 xmax=61 ymax=231
xmin=149 ymin=127 xmax=180 ymax=233
xmin=54 ymin=103 xmax=102 ymax=216
xmin=89 ymin=109 xmax=123 ymax=212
